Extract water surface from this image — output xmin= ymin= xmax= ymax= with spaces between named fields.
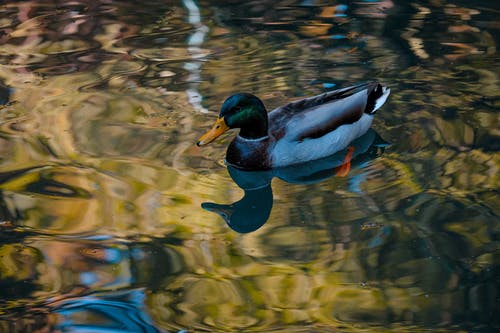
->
xmin=0 ymin=1 xmax=498 ymax=332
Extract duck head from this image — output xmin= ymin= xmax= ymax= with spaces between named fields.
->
xmin=197 ymin=93 xmax=268 ymax=146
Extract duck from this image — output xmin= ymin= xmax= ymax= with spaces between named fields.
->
xmin=197 ymin=82 xmax=390 ymax=170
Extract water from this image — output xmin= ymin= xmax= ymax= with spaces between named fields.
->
xmin=0 ymin=0 xmax=498 ymax=332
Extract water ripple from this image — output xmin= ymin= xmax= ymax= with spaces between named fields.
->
xmin=0 ymin=1 xmax=498 ymax=332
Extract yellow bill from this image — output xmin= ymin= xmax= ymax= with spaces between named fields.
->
xmin=197 ymin=117 xmax=230 ymax=146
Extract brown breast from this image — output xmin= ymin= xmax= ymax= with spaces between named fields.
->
xmin=226 ymin=136 xmax=272 ymax=170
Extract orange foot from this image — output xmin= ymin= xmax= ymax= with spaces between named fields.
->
xmin=334 ymin=146 xmax=355 ymax=177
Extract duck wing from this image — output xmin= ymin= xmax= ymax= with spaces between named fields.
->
xmin=268 ymin=82 xmax=389 ymax=142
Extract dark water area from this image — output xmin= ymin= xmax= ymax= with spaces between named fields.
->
xmin=0 ymin=1 xmax=498 ymax=332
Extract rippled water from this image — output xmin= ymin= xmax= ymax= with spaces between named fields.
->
xmin=0 ymin=1 xmax=498 ymax=332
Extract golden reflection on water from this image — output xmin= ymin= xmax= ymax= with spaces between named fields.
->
xmin=0 ymin=0 xmax=499 ymax=332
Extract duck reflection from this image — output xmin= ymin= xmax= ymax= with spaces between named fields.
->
xmin=202 ymin=129 xmax=388 ymax=233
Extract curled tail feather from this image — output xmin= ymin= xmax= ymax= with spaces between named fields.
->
xmin=365 ymin=83 xmax=390 ymax=114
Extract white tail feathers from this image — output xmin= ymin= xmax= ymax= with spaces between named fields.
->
xmin=374 ymin=86 xmax=390 ymax=112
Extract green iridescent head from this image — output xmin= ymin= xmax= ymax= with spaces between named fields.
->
xmin=219 ymin=93 xmax=268 ymax=139
xmin=197 ymin=93 xmax=268 ymax=146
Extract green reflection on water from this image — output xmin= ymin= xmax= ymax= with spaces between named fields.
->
xmin=0 ymin=0 xmax=498 ymax=332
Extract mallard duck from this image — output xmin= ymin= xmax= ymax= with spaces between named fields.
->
xmin=197 ymin=82 xmax=390 ymax=170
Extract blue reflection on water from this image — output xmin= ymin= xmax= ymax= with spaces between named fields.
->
xmin=53 ymin=289 xmax=164 ymax=333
